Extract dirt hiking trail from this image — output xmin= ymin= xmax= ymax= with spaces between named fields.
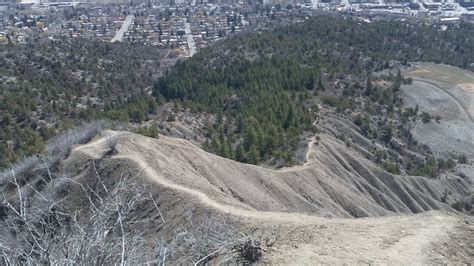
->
xmin=68 ymin=130 xmax=473 ymax=264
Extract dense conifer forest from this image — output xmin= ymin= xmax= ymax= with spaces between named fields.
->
xmin=153 ymin=16 xmax=474 ymax=164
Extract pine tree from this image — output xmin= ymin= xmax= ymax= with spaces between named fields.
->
xmin=393 ymin=68 xmax=402 ymax=92
xmin=148 ymin=123 xmax=160 ymax=138
xmin=210 ymin=137 xmax=220 ymax=153
xmin=243 ymin=125 xmax=257 ymax=152
xmin=219 ymin=140 xmax=232 ymax=159
xmin=317 ymin=77 xmax=325 ymax=91
xmin=365 ymin=75 xmax=373 ymax=96
xmin=235 ymin=144 xmax=246 ymax=162
xmin=247 ymin=144 xmax=260 ymax=165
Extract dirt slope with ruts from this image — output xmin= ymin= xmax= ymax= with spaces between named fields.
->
xmin=402 ymin=63 xmax=474 ymax=158
xmin=67 ymin=130 xmax=470 ymax=219
xmin=63 ymin=130 xmax=473 ymax=264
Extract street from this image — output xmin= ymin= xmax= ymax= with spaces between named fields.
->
xmin=111 ymin=15 xmax=134 ymax=43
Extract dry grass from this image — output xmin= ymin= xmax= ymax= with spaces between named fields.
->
xmin=408 ymin=63 xmax=474 ymax=85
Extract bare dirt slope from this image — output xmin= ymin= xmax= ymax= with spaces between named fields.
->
xmin=402 ymin=63 xmax=474 ymax=158
xmin=255 ymin=211 xmax=473 ymax=264
xmin=70 ymin=131 xmax=470 ymax=218
xmin=63 ymin=130 xmax=473 ymax=264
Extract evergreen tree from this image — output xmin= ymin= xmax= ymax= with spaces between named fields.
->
xmin=247 ymin=144 xmax=260 ymax=165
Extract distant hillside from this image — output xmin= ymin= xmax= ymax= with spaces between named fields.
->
xmin=2 ymin=15 xmax=473 ymax=170
xmin=0 ymin=39 xmax=167 ymax=168
xmin=153 ymin=15 xmax=474 ymax=168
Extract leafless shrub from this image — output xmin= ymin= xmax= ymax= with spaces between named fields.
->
xmin=0 ymin=121 xmax=248 ymax=264
xmin=0 ymin=121 xmax=110 ymax=189
xmin=105 ymin=134 xmax=120 ymax=156
xmin=166 ymin=213 xmax=249 ymax=265
xmin=46 ymin=120 xmax=110 ymax=164
xmin=236 ymin=239 xmax=263 ymax=263
xmin=0 ymin=163 xmax=165 ymax=265
xmin=0 ymin=156 xmax=39 ymax=187
xmin=0 ymin=159 xmax=246 ymax=265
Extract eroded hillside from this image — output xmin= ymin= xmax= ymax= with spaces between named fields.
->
xmin=58 ymin=130 xmax=474 ymax=264
xmin=1 ymin=108 xmax=472 ymax=263
xmin=402 ymin=63 xmax=474 ymax=158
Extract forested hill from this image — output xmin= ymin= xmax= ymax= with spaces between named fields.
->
xmin=1 ymin=15 xmax=473 ymax=169
xmin=0 ymin=40 xmax=166 ymax=168
xmin=153 ymin=16 xmax=474 ymax=166
xmin=192 ymin=16 xmax=474 ymax=70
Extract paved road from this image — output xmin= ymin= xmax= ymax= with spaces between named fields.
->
xmin=111 ymin=15 xmax=134 ymax=43
xmin=184 ymin=19 xmax=197 ymax=56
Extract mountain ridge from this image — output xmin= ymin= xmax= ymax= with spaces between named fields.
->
xmin=58 ymin=129 xmax=474 ymax=264
xmin=65 ymin=129 xmax=470 ymax=218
